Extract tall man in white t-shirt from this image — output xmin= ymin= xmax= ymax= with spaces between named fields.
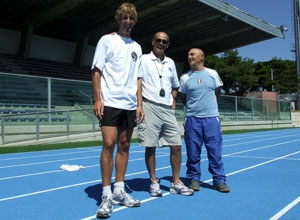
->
xmin=91 ymin=3 xmax=144 ymax=218
xmin=137 ymin=32 xmax=194 ymax=197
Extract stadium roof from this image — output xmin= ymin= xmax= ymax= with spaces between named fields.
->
xmin=0 ymin=0 xmax=286 ymax=61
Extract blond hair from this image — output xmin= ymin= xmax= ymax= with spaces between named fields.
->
xmin=115 ymin=3 xmax=137 ymax=22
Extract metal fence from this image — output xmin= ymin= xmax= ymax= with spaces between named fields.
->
xmin=0 ymin=72 xmax=292 ymax=145
xmin=218 ymin=95 xmax=291 ymax=121
xmin=0 ymin=108 xmax=99 ymax=144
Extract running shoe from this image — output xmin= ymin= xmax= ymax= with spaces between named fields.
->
xmin=149 ymin=179 xmax=162 ymax=197
xmin=112 ymin=189 xmax=141 ymax=207
xmin=170 ymin=180 xmax=194 ymax=196
xmin=96 ymin=195 xmax=113 ymax=219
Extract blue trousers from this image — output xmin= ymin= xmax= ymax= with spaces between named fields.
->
xmin=184 ymin=116 xmax=226 ymax=185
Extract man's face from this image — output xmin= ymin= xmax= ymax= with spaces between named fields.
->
xmin=118 ymin=13 xmax=136 ymax=35
xmin=152 ymin=33 xmax=169 ymax=55
xmin=188 ymin=49 xmax=204 ymax=67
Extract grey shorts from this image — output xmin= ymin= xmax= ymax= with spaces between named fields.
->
xmin=138 ymin=99 xmax=182 ymax=147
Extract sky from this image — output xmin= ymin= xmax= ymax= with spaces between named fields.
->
xmin=224 ymin=0 xmax=296 ymax=62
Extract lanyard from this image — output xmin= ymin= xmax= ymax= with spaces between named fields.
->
xmin=153 ymin=60 xmax=165 ymax=89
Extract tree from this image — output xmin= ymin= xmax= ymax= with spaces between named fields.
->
xmin=256 ymin=59 xmax=299 ymax=94
xmin=206 ymin=50 xmax=257 ymax=95
xmin=204 ymin=50 xmax=298 ymax=96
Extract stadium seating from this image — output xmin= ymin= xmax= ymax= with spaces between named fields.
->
xmin=0 ymin=53 xmax=90 ymax=81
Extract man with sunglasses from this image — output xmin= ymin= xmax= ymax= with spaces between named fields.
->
xmin=137 ymin=32 xmax=194 ymax=197
xmin=92 ymin=3 xmax=143 ymax=218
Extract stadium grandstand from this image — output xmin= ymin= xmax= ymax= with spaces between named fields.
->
xmin=0 ymin=0 xmax=293 ymax=145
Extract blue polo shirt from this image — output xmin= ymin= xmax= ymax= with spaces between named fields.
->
xmin=179 ymin=67 xmax=223 ymax=118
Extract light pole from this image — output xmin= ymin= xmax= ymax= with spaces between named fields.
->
xmin=294 ymin=0 xmax=300 ymax=109
xmin=271 ymin=68 xmax=274 ymax=92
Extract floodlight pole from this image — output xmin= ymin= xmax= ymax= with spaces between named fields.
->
xmin=294 ymin=0 xmax=300 ymax=109
xmin=271 ymin=68 xmax=274 ymax=92
xmin=295 ymin=0 xmax=300 ymax=79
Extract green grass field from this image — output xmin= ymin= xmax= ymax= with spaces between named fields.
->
xmin=0 ymin=128 xmax=295 ymax=154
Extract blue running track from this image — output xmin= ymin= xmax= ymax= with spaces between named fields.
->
xmin=1 ymin=128 xmax=300 ymax=220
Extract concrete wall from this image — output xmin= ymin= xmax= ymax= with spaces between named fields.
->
xmin=291 ymin=111 xmax=300 ymax=127
xmin=2 ymin=118 xmax=296 ymax=147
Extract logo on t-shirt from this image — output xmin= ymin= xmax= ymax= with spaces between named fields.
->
xmin=131 ymin=52 xmax=138 ymax=61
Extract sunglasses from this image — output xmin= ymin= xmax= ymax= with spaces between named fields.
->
xmin=155 ymin=38 xmax=169 ymax=44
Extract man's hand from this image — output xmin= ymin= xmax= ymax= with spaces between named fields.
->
xmin=93 ymin=99 xmax=104 ymax=120
xmin=136 ymin=106 xmax=145 ymax=124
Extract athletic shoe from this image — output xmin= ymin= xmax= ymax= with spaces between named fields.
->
xmin=96 ymin=195 xmax=113 ymax=219
xmin=170 ymin=180 xmax=194 ymax=196
xmin=189 ymin=180 xmax=200 ymax=191
xmin=112 ymin=189 xmax=141 ymax=207
xmin=214 ymin=182 xmax=230 ymax=193
xmin=149 ymin=179 xmax=162 ymax=197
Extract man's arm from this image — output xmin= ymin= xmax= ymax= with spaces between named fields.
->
xmin=180 ymin=92 xmax=186 ymax=106
xmin=171 ymin=87 xmax=178 ymax=110
xmin=92 ymin=67 xmax=104 ymax=119
xmin=136 ymin=77 xmax=144 ymax=123
xmin=215 ymin=86 xmax=221 ymax=102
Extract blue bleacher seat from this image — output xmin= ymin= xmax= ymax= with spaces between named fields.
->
xmin=10 ymin=117 xmax=18 ymax=122
xmin=1 ymin=109 xmax=11 ymax=114
xmin=40 ymin=117 xmax=48 ymax=122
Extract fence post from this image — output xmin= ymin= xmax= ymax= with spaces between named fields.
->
xmin=92 ymin=109 xmax=96 ymax=131
xmin=48 ymin=78 xmax=52 ymax=124
xmin=278 ymin=100 xmax=281 ymax=120
xmin=1 ymin=118 xmax=4 ymax=144
xmin=36 ymin=114 xmax=40 ymax=140
xmin=66 ymin=111 xmax=70 ymax=135
xmin=235 ymin=96 xmax=238 ymax=121
xmin=266 ymin=100 xmax=269 ymax=120
xmin=251 ymin=98 xmax=254 ymax=121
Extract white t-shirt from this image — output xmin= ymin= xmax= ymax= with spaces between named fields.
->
xmin=91 ymin=33 xmax=142 ymax=110
xmin=139 ymin=51 xmax=179 ymax=106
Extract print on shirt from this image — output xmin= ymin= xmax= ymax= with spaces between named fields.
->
xmin=131 ymin=52 xmax=137 ymax=61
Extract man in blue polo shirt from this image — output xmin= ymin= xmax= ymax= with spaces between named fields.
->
xmin=179 ymin=48 xmax=230 ymax=193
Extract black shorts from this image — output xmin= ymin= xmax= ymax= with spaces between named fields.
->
xmin=100 ymin=106 xmax=137 ymax=128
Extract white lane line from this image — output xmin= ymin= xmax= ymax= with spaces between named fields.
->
xmin=2 ymin=135 xmax=299 ymax=170
xmin=0 ymin=147 xmax=146 ymax=169
xmin=0 ymin=167 xmax=165 ymax=202
xmin=0 ymin=157 xmax=147 ymax=181
xmin=0 ymin=149 xmax=101 ymax=161
xmin=224 ymin=139 xmax=300 ymax=156
xmin=0 ymin=145 xmax=143 ymax=161
xmin=223 ymin=132 xmax=299 ymax=143
xmin=80 ymin=150 xmax=300 ymax=220
xmin=223 ymin=134 xmax=300 ymax=148
xmin=0 ymin=179 xmax=101 ymax=202
xmin=269 ymin=196 xmax=300 ymax=220
xmin=0 ymin=155 xmax=99 ymax=169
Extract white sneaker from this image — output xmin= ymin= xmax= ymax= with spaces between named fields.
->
xmin=112 ymin=189 xmax=141 ymax=207
xmin=170 ymin=180 xmax=194 ymax=196
xmin=149 ymin=179 xmax=162 ymax=197
xmin=96 ymin=195 xmax=113 ymax=218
